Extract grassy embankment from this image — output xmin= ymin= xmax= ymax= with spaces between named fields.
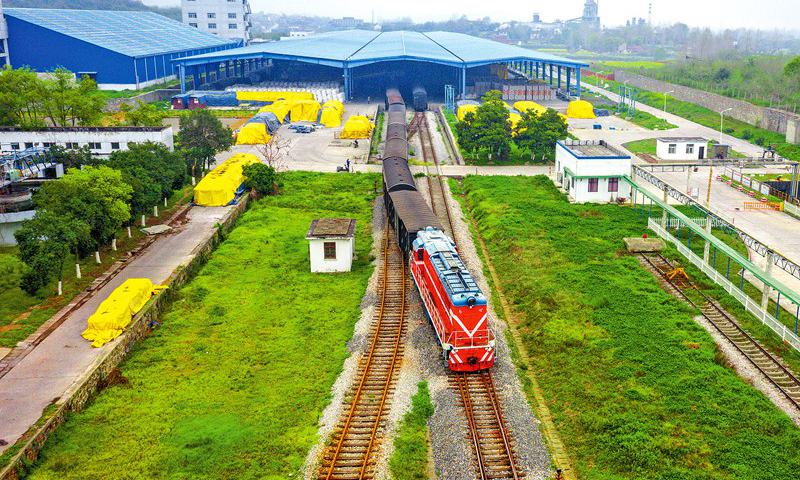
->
xmin=22 ymin=172 xmax=380 ymax=479
xmin=370 ymin=112 xmax=385 ymax=157
xmin=597 ymin=78 xmax=800 ymax=161
xmin=0 ymin=185 xmax=194 ymax=348
xmin=442 ymin=110 xmax=545 ymax=166
xmin=456 ymin=175 xmax=800 ymax=479
xmin=389 ymin=381 xmax=434 ymax=480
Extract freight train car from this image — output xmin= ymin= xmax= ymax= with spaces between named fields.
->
xmin=412 ymin=86 xmax=428 ymax=112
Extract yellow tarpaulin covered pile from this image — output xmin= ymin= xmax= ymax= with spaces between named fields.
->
xmin=289 ymin=100 xmax=321 ymax=122
xmin=236 ymin=91 xmax=314 ymax=102
xmin=340 ymin=115 xmax=372 ymax=139
xmin=513 ymin=101 xmax=547 ymax=115
xmin=82 ymin=278 xmax=167 ymax=348
xmin=236 ymin=123 xmax=272 ymax=145
xmin=457 ymin=104 xmax=479 ymax=121
xmin=193 ymin=153 xmax=260 ymax=206
xmin=320 ymin=100 xmax=344 ymax=127
xmin=509 ymin=113 xmax=522 ymax=132
xmin=566 ymin=100 xmax=596 ymax=119
xmin=258 ymin=100 xmax=293 ymax=123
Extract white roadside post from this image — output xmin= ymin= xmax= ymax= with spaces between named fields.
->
xmin=141 ymin=215 xmax=146 ymax=227
xmin=95 ymin=251 xmax=101 ymax=264
xmin=663 ymin=90 xmax=674 ymax=112
xmin=127 ymin=226 xmax=132 ymax=238
xmin=112 ymin=238 xmax=117 ymax=251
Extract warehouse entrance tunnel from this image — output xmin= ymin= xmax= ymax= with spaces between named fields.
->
xmin=351 ymin=60 xmax=460 ymax=102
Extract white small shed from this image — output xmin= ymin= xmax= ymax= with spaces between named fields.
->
xmin=555 ymin=140 xmax=632 ymax=203
xmin=656 ymin=137 xmax=707 ymax=161
xmin=306 ymin=218 xmax=356 ymax=273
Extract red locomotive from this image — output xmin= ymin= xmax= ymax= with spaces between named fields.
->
xmin=410 ymin=227 xmax=495 ymax=371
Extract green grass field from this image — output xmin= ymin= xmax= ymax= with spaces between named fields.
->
xmin=389 ymin=381 xmax=434 ymax=480
xmin=457 ymin=175 xmax=800 ymax=479
xmin=624 ymin=138 xmax=658 ymax=155
xmin=24 ymin=172 xmax=379 ymax=479
xmin=602 ymin=61 xmax=665 ymax=69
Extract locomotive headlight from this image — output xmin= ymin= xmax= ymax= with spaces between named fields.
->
xmin=467 ymin=296 xmax=476 ymax=306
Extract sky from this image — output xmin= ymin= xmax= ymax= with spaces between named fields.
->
xmin=142 ymin=0 xmax=800 ymax=30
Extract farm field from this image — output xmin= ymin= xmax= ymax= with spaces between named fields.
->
xmin=23 ymin=172 xmax=380 ymax=479
xmin=457 ymin=175 xmax=800 ymax=479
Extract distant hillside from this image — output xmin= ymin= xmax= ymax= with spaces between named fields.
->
xmin=4 ymin=0 xmax=182 ymax=21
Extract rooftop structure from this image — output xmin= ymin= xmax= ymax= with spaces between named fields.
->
xmin=657 ymin=137 xmax=709 ymax=161
xmin=181 ymin=0 xmax=252 ymax=45
xmin=3 ymin=8 xmax=239 ymax=89
xmin=174 ymin=30 xmax=588 ymax=98
xmin=306 ymin=218 xmax=356 ymax=273
xmin=0 ymin=126 xmax=175 ymax=157
xmin=555 ymin=140 xmax=632 ymax=203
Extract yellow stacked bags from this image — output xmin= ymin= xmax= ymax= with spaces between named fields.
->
xmin=193 ymin=153 xmax=260 ymax=206
xmin=320 ymin=100 xmax=344 ymax=127
xmin=82 ymin=278 xmax=167 ymax=348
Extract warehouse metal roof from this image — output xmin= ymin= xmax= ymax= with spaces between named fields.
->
xmin=174 ymin=30 xmax=588 ymax=69
xmin=4 ymin=8 xmax=237 ymax=58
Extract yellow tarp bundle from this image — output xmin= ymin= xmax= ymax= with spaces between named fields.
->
xmin=457 ymin=104 xmax=479 ymax=121
xmin=513 ymin=101 xmax=546 ymax=115
xmin=566 ymin=100 xmax=596 ymax=119
xmin=258 ymin=100 xmax=294 ymax=122
xmin=509 ymin=113 xmax=522 ymax=132
xmin=320 ymin=106 xmax=343 ymax=127
xmin=82 ymin=278 xmax=166 ymax=348
xmin=194 ymin=153 xmax=260 ymax=206
xmin=236 ymin=91 xmax=314 ymax=102
xmin=340 ymin=115 xmax=372 ymax=139
xmin=323 ymin=100 xmax=344 ymax=115
xmin=235 ymin=123 xmax=272 ymax=145
xmin=289 ymin=100 xmax=321 ymax=122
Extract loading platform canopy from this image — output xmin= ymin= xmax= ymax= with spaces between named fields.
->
xmin=174 ymin=30 xmax=589 ymax=70
xmin=623 ymin=176 xmax=800 ymax=307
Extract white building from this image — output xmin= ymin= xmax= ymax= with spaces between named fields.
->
xmin=182 ymin=0 xmax=252 ymax=45
xmin=656 ymin=137 xmax=708 ymax=161
xmin=0 ymin=0 xmax=9 ymax=66
xmin=306 ymin=218 xmax=356 ymax=273
xmin=0 ymin=126 xmax=174 ymax=156
xmin=555 ymin=140 xmax=632 ymax=203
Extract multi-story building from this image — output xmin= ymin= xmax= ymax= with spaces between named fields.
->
xmin=0 ymin=0 xmax=9 ymax=66
xmin=182 ymin=0 xmax=252 ymax=45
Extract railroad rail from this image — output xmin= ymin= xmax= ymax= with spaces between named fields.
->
xmin=640 ymin=253 xmax=800 ymax=412
xmin=417 ymin=111 xmax=523 ymax=479
xmin=416 ymin=111 xmax=456 ymax=238
xmin=450 ymin=372 xmax=522 ymax=479
xmin=319 ymin=222 xmax=408 ymax=479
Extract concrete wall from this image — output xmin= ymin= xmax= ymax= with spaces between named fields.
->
xmin=309 ymin=238 xmax=354 ymax=273
xmin=0 ymin=196 xmax=250 ymax=480
xmin=105 ymin=88 xmax=180 ymax=112
xmin=614 ymin=70 xmax=800 ymax=141
xmin=0 ymin=210 xmax=34 ymax=246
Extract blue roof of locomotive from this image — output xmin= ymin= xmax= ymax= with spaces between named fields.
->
xmin=413 ymin=227 xmax=486 ymax=307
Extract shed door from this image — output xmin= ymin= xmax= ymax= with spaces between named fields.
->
xmin=698 ymin=146 xmax=705 ymax=159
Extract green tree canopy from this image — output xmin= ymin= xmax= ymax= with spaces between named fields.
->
xmin=454 ymin=90 xmax=512 ymax=160
xmin=120 ymin=100 xmax=163 ymax=127
xmin=101 ymin=142 xmax=186 ymax=199
xmin=242 ymin=163 xmax=278 ymax=197
xmin=34 ymin=166 xmax=132 ymax=251
xmin=14 ymin=211 xmax=90 ymax=295
xmin=513 ymin=109 xmax=569 ymax=162
xmin=177 ymin=110 xmax=233 ymax=174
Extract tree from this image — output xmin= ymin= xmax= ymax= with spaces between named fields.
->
xmin=242 ymin=163 xmax=278 ymax=197
xmin=255 ymin=134 xmax=290 ymax=172
xmin=105 ymin=142 xmax=187 ymax=199
xmin=0 ymin=66 xmax=47 ymax=129
xmin=784 ymin=56 xmax=800 ymax=90
xmin=34 ymin=166 xmax=132 ymax=252
xmin=177 ymin=110 xmax=233 ymax=176
xmin=49 ymin=144 xmax=92 ymax=170
xmin=120 ymin=100 xmax=163 ymax=127
xmin=513 ymin=109 xmax=569 ymax=162
xmin=14 ymin=211 xmax=90 ymax=295
xmin=467 ymin=91 xmax=512 ymax=160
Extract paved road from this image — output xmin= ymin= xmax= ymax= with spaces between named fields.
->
xmin=0 ymin=206 xmax=228 ymax=453
xmin=574 ymin=83 xmax=767 ymax=158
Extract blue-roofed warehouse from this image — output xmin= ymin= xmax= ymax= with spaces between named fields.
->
xmin=173 ymin=30 xmax=589 ymax=100
xmin=4 ymin=8 xmax=241 ymax=90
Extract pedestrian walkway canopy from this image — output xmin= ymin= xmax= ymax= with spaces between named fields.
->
xmin=174 ymin=30 xmax=589 ymax=97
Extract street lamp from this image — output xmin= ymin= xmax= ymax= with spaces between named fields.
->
xmin=663 ymin=90 xmax=674 ymax=112
xmin=718 ymin=107 xmax=733 ymax=145
xmin=707 ymin=107 xmax=734 ymax=207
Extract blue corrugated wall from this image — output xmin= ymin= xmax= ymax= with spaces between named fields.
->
xmin=5 ymin=16 xmax=236 ymax=86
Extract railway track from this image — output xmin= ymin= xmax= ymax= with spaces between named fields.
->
xmin=318 ymin=223 xmax=408 ymax=480
xmin=450 ymin=372 xmax=522 ymax=479
xmin=640 ymin=253 xmax=800 ymax=411
xmin=416 ymin=111 xmax=523 ymax=479
xmin=415 ymin=111 xmax=456 ymax=238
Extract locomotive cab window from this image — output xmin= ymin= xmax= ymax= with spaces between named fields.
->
xmin=417 ymin=249 xmax=424 ymax=261
xmin=323 ymin=242 xmax=336 ymax=260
